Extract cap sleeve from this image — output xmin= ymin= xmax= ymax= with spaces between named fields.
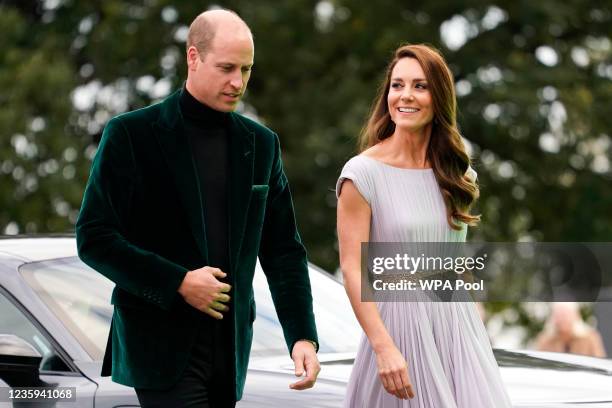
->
xmin=336 ymin=156 xmax=373 ymax=204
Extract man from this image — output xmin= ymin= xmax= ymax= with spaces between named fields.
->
xmin=76 ymin=9 xmax=319 ymax=407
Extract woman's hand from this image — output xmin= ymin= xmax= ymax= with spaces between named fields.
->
xmin=375 ymin=344 xmax=414 ymax=400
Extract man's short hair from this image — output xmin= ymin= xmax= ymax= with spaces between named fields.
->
xmin=186 ymin=9 xmax=251 ymax=55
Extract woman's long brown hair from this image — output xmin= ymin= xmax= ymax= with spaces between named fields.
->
xmin=359 ymin=44 xmax=480 ymax=229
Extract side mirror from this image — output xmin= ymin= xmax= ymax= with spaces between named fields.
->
xmin=0 ymin=334 xmax=44 ymax=387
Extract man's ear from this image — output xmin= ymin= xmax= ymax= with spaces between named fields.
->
xmin=186 ymin=46 xmax=199 ymax=71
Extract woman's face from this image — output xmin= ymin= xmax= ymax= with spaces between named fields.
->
xmin=387 ymin=57 xmax=434 ymax=132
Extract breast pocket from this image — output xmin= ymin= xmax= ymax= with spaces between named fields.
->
xmin=251 ymin=184 xmax=269 ymax=201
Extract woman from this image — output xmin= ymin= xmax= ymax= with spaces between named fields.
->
xmin=336 ymin=44 xmax=512 ymax=407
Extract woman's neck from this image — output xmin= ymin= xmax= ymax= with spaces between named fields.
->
xmin=377 ymin=125 xmax=432 ymax=168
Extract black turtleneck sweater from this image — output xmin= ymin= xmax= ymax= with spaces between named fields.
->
xmin=179 ymin=87 xmax=235 ymax=398
xmin=180 ymin=87 xmax=230 ymax=279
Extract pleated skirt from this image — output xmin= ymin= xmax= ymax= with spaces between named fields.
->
xmin=343 ymin=295 xmax=513 ymax=408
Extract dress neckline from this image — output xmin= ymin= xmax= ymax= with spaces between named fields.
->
xmin=358 ymin=155 xmax=434 ymax=172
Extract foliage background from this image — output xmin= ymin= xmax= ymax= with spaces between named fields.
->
xmin=1 ymin=0 xmax=610 ymax=347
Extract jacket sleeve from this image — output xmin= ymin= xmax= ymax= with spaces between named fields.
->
xmin=76 ymin=117 xmax=187 ymax=310
xmin=258 ymin=133 xmax=318 ymax=354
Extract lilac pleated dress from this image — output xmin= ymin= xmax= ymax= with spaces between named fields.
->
xmin=337 ymin=155 xmax=512 ymax=408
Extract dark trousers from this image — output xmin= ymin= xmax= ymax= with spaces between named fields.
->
xmin=136 ymin=315 xmax=235 ymax=408
xmin=135 ymin=370 xmax=235 ymax=408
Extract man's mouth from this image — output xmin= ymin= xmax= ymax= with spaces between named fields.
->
xmin=398 ymin=107 xmax=419 ymax=113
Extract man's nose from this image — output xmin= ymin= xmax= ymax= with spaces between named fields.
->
xmin=229 ymin=73 xmax=243 ymax=90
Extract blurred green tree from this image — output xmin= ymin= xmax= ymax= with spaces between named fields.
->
xmin=1 ymin=1 xmax=610 ymax=342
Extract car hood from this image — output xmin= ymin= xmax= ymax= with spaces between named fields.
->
xmin=249 ymin=352 xmax=355 ymax=384
xmin=495 ymin=349 xmax=612 ymax=406
xmin=250 ymin=350 xmax=612 ymax=406
xmin=240 ymin=353 xmax=352 ymax=407
xmin=78 ymin=350 xmax=612 ymax=406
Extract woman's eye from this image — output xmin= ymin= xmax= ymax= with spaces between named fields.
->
xmin=391 ymin=82 xmax=402 ymax=89
xmin=416 ymin=83 xmax=428 ymax=89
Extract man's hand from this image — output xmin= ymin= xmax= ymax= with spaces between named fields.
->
xmin=178 ymin=266 xmax=231 ymax=319
xmin=289 ymin=340 xmax=320 ymax=390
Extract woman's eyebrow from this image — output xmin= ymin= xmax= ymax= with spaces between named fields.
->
xmin=391 ymin=77 xmax=427 ymax=82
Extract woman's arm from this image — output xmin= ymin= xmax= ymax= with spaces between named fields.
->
xmin=337 ymin=179 xmax=414 ymax=400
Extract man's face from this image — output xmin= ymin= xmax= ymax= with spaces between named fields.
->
xmin=187 ymin=32 xmax=254 ymax=112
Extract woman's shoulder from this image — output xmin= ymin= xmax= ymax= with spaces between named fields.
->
xmin=341 ymin=154 xmax=375 ymax=173
xmin=337 ymin=155 xmax=378 ymax=201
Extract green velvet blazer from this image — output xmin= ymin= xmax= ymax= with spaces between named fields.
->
xmin=75 ymin=89 xmax=318 ymax=400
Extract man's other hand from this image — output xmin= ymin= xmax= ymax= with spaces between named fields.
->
xmin=289 ymin=340 xmax=320 ymax=390
xmin=178 ymin=267 xmax=231 ymax=319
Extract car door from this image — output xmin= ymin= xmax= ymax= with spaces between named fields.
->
xmin=0 ymin=287 xmax=97 ymax=407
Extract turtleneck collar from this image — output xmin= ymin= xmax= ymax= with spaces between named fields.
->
xmin=180 ymin=85 xmax=230 ymax=126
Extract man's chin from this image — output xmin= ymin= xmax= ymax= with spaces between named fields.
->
xmin=217 ymin=103 xmax=239 ymax=113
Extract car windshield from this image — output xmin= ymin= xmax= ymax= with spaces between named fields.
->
xmin=20 ymin=257 xmax=360 ymax=360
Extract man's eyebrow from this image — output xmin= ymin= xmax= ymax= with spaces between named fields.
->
xmin=215 ymin=62 xmax=254 ymax=68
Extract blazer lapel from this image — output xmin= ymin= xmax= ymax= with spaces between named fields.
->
xmin=153 ymin=90 xmax=208 ymax=262
xmin=227 ymin=114 xmax=254 ymax=273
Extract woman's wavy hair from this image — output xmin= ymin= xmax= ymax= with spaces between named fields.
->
xmin=359 ymin=44 xmax=480 ymax=229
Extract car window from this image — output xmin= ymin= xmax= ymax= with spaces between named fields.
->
xmin=20 ymin=258 xmax=113 ymax=360
xmin=0 ymin=289 xmax=71 ymax=372
xmin=20 ymin=257 xmax=359 ymax=360
xmin=251 ymin=263 xmax=361 ymax=356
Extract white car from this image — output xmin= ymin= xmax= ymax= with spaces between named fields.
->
xmin=1 ymin=237 xmax=612 ymax=407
